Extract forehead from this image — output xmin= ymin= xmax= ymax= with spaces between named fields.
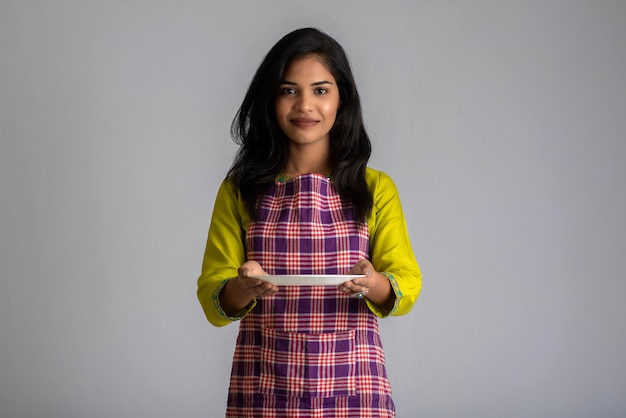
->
xmin=282 ymin=54 xmax=335 ymax=81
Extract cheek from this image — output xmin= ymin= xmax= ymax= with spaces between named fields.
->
xmin=274 ymin=101 xmax=285 ymax=119
xmin=321 ymin=101 xmax=340 ymax=120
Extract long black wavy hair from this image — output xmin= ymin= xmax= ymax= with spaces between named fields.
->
xmin=228 ymin=27 xmax=373 ymax=221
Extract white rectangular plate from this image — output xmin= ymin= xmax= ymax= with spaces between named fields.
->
xmin=248 ymin=274 xmax=365 ymax=286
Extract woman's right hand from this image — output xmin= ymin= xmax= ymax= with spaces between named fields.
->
xmin=235 ymin=260 xmax=278 ymax=299
xmin=220 ymin=261 xmax=278 ymax=317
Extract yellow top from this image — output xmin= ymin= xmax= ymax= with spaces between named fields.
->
xmin=197 ymin=167 xmax=422 ymax=327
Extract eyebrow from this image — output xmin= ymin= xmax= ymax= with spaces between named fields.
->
xmin=280 ymin=80 xmax=334 ymax=86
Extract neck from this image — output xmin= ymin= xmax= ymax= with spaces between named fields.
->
xmin=285 ymin=144 xmax=331 ymax=177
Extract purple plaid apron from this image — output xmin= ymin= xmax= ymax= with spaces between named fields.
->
xmin=225 ymin=174 xmax=395 ymax=417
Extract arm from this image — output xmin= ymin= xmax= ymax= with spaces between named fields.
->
xmin=196 ymin=178 xmax=254 ymax=327
xmin=365 ymin=169 xmax=422 ymax=317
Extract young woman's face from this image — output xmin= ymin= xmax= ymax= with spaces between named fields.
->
xmin=274 ymin=55 xmax=340 ymax=148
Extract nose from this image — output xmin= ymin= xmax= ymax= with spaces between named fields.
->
xmin=294 ymin=92 xmax=312 ymax=112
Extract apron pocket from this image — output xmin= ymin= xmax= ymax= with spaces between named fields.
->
xmin=259 ymin=328 xmax=357 ymax=398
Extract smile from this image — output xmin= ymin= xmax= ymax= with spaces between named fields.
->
xmin=290 ymin=118 xmax=319 ymax=128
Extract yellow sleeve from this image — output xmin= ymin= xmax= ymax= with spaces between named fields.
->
xmin=196 ymin=178 xmax=255 ymax=327
xmin=365 ymin=168 xmax=422 ymax=317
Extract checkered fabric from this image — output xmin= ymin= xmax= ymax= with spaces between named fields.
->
xmin=226 ymin=174 xmax=395 ymax=417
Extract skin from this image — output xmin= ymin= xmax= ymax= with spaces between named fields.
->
xmin=220 ymin=54 xmax=395 ymax=317
xmin=274 ymin=54 xmax=338 ymax=176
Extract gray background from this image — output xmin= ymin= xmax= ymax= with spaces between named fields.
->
xmin=1 ymin=1 xmax=625 ymax=417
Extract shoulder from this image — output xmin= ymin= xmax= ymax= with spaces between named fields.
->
xmin=216 ymin=176 xmax=240 ymax=201
xmin=212 ymin=178 xmax=250 ymax=229
xmin=213 ymin=176 xmax=249 ymax=224
xmin=366 ymin=167 xmax=399 ymax=203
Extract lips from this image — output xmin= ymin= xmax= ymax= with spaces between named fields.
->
xmin=290 ymin=117 xmax=319 ymax=128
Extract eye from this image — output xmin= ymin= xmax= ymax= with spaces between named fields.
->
xmin=279 ymin=87 xmax=296 ymax=95
xmin=315 ymin=87 xmax=328 ymax=95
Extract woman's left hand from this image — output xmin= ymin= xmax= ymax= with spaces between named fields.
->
xmin=338 ymin=259 xmax=394 ymax=309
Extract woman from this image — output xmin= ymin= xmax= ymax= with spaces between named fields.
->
xmin=197 ymin=27 xmax=422 ymax=417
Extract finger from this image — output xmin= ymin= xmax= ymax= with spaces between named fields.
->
xmin=357 ymin=259 xmax=370 ymax=270
xmin=349 ymin=259 xmax=365 ymax=275
xmin=257 ymin=285 xmax=278 ymax=297
xmin=337 ymin=284 xmax=352 ymax=294
xmin=351 ymin=278 xmax=366 ymax=288
xmin=241 ymin=277 xmax=262 ymax=290
xmin=350 ymin=285 xmax=369 ymax=298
